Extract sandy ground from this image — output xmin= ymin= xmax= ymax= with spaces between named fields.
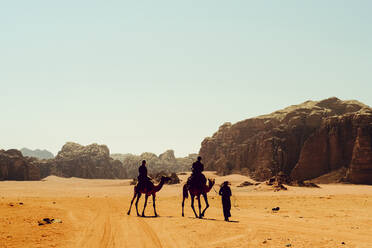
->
xmin=1 ymin=171 xmax=372 ymax=248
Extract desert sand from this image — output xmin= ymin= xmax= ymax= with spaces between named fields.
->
xmin=1 ymin=172 xmax=372 ymax=248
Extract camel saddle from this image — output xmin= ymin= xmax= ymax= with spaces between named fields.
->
xmin=187 ymin=173 xmax=207 ymax=190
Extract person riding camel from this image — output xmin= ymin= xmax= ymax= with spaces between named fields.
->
xmin=188 ymin=156 xmax=207 ymax=189
xmin=137 ymin=160 xmax=152 ymax=190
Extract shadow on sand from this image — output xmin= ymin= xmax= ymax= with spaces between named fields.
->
xmin=134 ymin=215 xmax=174 ymax=219
xmin=187 ymin=217 xmax=239 ymax=223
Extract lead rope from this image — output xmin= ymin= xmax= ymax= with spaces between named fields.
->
xmin=232 ymin=195 xmax=240 ymax=211
xmin=212 ymin=185 xmax=240 ymax=211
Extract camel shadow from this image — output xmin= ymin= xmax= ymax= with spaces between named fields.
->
xmin=187 ymin=217 xmax=239 ymax=223
xmin=135 ymin=215 xmax=174 ymax=219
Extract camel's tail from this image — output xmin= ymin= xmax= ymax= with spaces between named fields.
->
xmin=183 ymin=184 xmax=188 ymax=199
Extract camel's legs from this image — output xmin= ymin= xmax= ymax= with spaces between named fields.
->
xmin=182 ymin=185 xmax=188 ymax=217
xmin=127 ymin=190 xmax=137 ymax=215
xmin=135 ymin=193 xmax=142 ymax=216
xmin=190 ymin=195 xmax=198 ymax=218
xmin=152 ymin=194 xmax=158 ymax=217
xmin=142 ymin=194 xmax=149 ymax=217
xmin=197 ymin=196 xmax=202 ymax=218
xmin=200 ymin=193 xmax=209 ymax=217
xmin=182 ymin=195 xmax=185 ymax=217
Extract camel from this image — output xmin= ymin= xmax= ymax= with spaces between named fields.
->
xmin=182 ymin=178 xmax=215 ymax=218
xmin=127 ymin=176 xmax=170 ymax=217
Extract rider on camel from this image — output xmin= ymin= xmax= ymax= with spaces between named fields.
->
xmin=137 ymin=160 xmax=152 ymax=190
xmin=188 ymin=156 xmax=207 ymax=188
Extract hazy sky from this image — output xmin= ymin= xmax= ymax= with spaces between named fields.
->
xmin=1 ymin=1 xmax=371 ymax=157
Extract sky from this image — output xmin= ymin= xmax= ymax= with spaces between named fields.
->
xmin=1 ymin=1 xmax=371 ymax=157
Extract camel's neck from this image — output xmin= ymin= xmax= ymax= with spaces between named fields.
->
xmin=206 ymin=181 xmax=214 ymax=193
xmin=154 ymin=179 xmax=165 ymax=192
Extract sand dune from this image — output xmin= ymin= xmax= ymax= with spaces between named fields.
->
xmin=1 ymin=172 xmax=372 ymax=248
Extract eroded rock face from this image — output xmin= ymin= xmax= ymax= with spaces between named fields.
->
xmin=199 ymin=97 xmax=372 ymax=184
xmin=347 ymin=127 xmax=372 ymax=184
xmin=0 ymin=149 xmax=40 ymax=180
xmin=43 ymin=142 xmax=127 ymax=179
xmin=291 ymin=113 xmax=372 ymax=181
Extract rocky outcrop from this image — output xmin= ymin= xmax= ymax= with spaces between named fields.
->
xmin=199 ymin=97 xmax=372 ymax=184
xmin=158 ymin=150 xmax=177 ymax=162
xmin=111 ymin=151 xmax=197 ymax=179
xmin=2 ymin=144 xmax=194 ymax=181
xmin=309 ymin=167 xmax=348 ymax=184
xmin=20 ymin=148 xmax=54 ymax=159
xmin=41 ymin=142 xmax=127 ymax=179
xmin=0 ymin=149 xmax=40 ymax=180
xmin=151 ymin=172 xmax=181 ymax=184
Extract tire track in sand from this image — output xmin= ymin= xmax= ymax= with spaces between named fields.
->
xmin=75 ymin=200 xmax=113 ymax=248
xmin=135 ymin=217 xmax=163 ymax=248
xmin=121 ymin=214 xmax=164 ymax=248
xmin=73 ymin=198 xmax=166 ymax=248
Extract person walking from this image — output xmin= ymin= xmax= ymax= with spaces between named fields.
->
xmin=219 ymin=181 xmax=232 ymax=221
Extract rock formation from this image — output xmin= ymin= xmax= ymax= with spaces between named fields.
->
xmin=1 ymin=144 xmax=194 ymax=181
xmin=0 ymin=149 xmax=40 ymax=180
xmin=41 ymin=142 xmax=127 ymax=179
xmin=20 ymin=148 xmax=54 ymax=159
xmin=199 ymin=97 xmax=372 ymax=184
xmin=291 ymin=113 xmax=372 ymax=182
xmin=111 ymin=151 xmax=197 ymax=179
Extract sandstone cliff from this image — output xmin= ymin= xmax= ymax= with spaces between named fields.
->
xmin=291 ymin=112 xmax=372 ymax=183
xmin=0 ymin=149 xmax=40 ymax=180
xmin=346 ymin=126 xmax=372 ymax=184
xmin=199 ymin=97 xmax=372 ymax=184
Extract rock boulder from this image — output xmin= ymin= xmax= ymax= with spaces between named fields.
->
xmin=42 ymin=142 xmax=127 ymax=179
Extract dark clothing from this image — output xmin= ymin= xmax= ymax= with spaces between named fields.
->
xmin=219 ymin=185 xmax=232 ymax=220
xmin=138 ymin=164 xmax=148 ymax=180
xmin=192 ymin=160 xmax=204 ymax=174
xmin=137 ymin=164 xmax=151 ymax=190
xmin=188 ymin=160 xmax=206 ymax=189
xmin=187 ymin=173 xmax=207 ymax=189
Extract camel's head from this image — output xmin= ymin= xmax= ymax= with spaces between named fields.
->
xmin=208 ymin=178 xmax=215 ymax=187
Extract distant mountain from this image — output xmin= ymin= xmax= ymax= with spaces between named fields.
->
xmin=111 ymin=150 xmax=197 ymax=179
xmin=20 ymin=148 xmax=54 ymax=159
